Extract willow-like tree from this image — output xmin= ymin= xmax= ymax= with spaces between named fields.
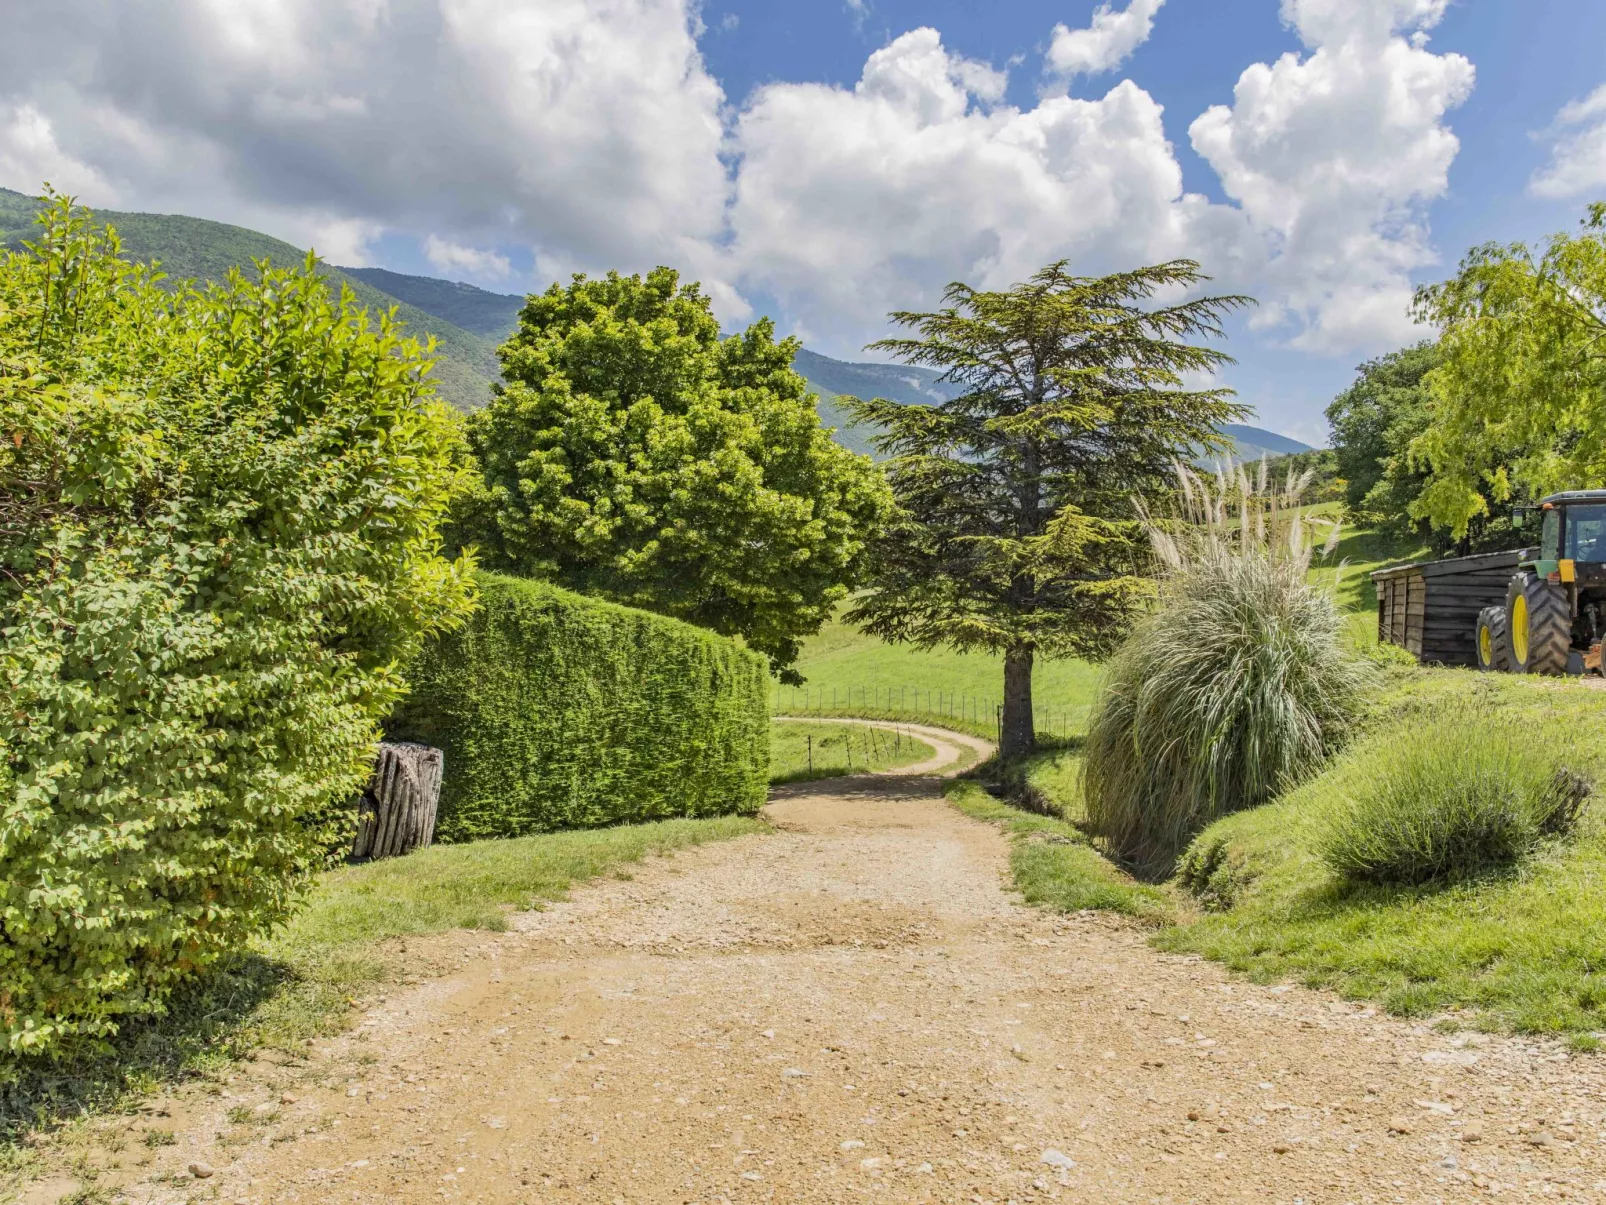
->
xmin=1411 ymin=203 xmax=1606 ymax=538
xmin=846 ymin=261 xmax=1251 ymax=759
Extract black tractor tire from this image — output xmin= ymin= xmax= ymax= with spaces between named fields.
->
xmin=1505 ymin=571 xmax=1572 ymax=675
xmin=1474 ymin=606 xmax=1511 ymax=672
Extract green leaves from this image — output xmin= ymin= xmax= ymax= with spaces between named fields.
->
xmin=1411 ymin=204 xmax=1606 ymax=537
xmin=461 ymin=267 xmax=892 ymax=682
xmin=0 ymin=194 xmax=475 ymax=1063
xmin=843 ymin=260 xmax=1251 ymax=754
xmin=391 ymin=574 xmax=769 ymax=840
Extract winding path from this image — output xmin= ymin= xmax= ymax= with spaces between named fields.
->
xmin=65 ymin=739 xmax=1606 ymax=1205
xmin=772 ymin=716 xmax=995 ymax=777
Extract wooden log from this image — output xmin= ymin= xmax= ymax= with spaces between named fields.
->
xmin=352 ymin=742 xmax=444 ymax=861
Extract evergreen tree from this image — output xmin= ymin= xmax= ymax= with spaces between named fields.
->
xmin=846 ymin=261 xmax=1251 ymax=759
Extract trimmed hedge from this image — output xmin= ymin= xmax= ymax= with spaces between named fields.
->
xmin=390 ymin=574 xmax=770 ymax=839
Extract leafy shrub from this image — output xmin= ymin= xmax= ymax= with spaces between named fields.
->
xmin=1319 ymin=718 xmax=1592 ymax=885
xmin=460 ymin=267 xmax=891 ymax=682
xmin=0 ymin=197 xmax=474 ymax=1062
xmin=1084 ymin=552 xmax=1370 ymax=879
xmin=389 ymin=574 xmax=769 ymax=839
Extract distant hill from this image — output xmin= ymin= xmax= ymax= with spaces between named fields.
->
xmin=340 ymin=266 xmax=525 ymax=343
xmin=792 ymin=349 xmax=963 ymax=456
xmin=1216 ymin=424 xmax=1313 ymax=463
xmin=0 ymin=188 xmax=1316 ymax=461
xmin=791 ymin=348 xmax=1312 ymax=464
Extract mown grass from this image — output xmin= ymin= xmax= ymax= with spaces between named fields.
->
xmin=777 ymin=611 xmax=1100 ymax=741
xmin=1155 ymin=669 xmax=1606 ymax=1034
xmin=776 ymin=518 xmax=1422 ymax=744
xmin=1 ymin=815 xmax=765 ymax=1152
xmin=948 ymin=781 xmax=1173 ymax=924
xmin=769 ymin=720 xmax=935 ymax=783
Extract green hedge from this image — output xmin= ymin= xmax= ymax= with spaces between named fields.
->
xmin=390 ymin=574 xmax=770 ymax=839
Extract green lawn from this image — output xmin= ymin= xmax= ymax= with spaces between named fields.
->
xmin=1 ymin=815 xmax=765 ymax=1151
xmin=778 ymin=611 xmax=1102 ymax=741
xmin=769 ymin=719 xmax=935 ymax=783
xmin=993 ymin=663 xmax=1606 ymax=1038
xmin=1156 ymin=668 xmax=1606 ymax=1036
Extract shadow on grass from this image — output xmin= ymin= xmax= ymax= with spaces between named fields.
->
xmin=0 ymin=953 xmax=296 ymax=1149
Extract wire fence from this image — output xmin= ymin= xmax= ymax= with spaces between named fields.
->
xmin=769 ymin=683 xmax=1083 ymax=743
xmin=769 ymin=723 xmax=928 ymax=781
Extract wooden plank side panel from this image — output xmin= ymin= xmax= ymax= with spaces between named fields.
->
xmin=1419 ymin=565 xmax=1513 ymax=666
xmin=1406 ymin=575 xmax=1427 ymax=656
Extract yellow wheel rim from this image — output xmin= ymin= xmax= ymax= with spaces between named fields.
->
xmin=1480 ymin=625 xmax=1493 ymax=666
xmin=1512 ymin=595 xmax=1530 ymax=666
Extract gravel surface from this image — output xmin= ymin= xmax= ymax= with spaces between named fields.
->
xmin=84 ymin=752 xmax=1606 ymax=1205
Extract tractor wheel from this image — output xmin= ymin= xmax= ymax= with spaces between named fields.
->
xmin=1505 ymin=572 xmax=1571 ymax=675
xmin=1475 ymin=606 xmax=1510 ymax=672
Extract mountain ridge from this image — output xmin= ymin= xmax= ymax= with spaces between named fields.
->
xmin=0 ymin=186 xmax=1314 ymax=461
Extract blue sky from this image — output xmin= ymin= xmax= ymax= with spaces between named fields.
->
xmin=695 ymin=0 xmax=1606 ymax=443
xmin=3 ymin=1 xmax=1606 ymax=444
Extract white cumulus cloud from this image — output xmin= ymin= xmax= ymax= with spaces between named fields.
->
xmin=1045 ymin=0 xmax=1166 ymax=82
xmin=0 ymin=0 xmax=1476 ymax=367
xmin=0 ymin=0 xmax=732 ymax=298
xmin=0 ymin=103 xmax=118 ymax=202
xmin=1531 ymin=84 xmax=1606 ymax=200
xmin=1190 ymin=0 xmax=1473 ymax=352
xmin=728 ymin=28 xmax=1227 ymax=346
xmin=424 ymin=235 xmax=513 ymax=282
xmin=731 ymin=2 xmax=1471 ymax=358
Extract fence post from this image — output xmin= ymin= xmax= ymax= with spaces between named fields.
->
xmin=807 ymin=735 xmax=813 ymax=776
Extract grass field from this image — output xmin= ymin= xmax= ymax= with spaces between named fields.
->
xmin=971 ymin=654 xmax=1606 ymax=1036
xmin=779 ymin=519 xmax=1429 ymax=746
xmin=1156 ymin=668 xmax=1606 ymax=1037
xmin=769 ymin=719 xmax=935 ymax=783
xmin=778 ymin=613 xmax=1102 ymax=741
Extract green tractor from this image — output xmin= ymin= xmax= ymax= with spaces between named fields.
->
xmin=1474 ymin=491 xmax=1606 ymax=675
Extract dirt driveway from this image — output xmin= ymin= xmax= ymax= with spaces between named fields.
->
xmin=67 ymin=736 xmax=1606 ymax=1205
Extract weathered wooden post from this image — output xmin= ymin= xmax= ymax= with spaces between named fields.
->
xmin=352 ymin=742 xmax=444 ymax=861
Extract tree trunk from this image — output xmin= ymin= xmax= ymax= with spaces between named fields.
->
xmin=352 ymin=742 xmax=444 ymax=861
xmin=1000 ymin=645 xmax=1035 ymax=761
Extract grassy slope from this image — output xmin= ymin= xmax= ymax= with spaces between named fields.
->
xmin=949 ymin=782 xmax=1172 ymax=922
xmin=0 ymin=188 xmax=500 ymax=411
xmin=1158 ymin=669 xmax=1606 ymax=1036
xmin=2 ymin=816 xmax=763 ymax=1147
xmin=769 ymin=719 xmax=935 ymax=783
xmin=340 ymin=265 xmax=524 ymax=342
xmin=951 ymin=517 xmax=1606 ymax=1037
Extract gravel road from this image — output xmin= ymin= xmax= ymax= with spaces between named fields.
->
xmin=92 ymin=742 xmax=1606 ymax=1205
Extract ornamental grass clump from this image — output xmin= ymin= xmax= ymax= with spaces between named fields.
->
xmin=0 ymin=195 xmax=475 ymax=1064
xmin=1319 ymin=717 xmax=1592 ymax=886
xmin=1083 ymin=462 xmax=1370 ymax=879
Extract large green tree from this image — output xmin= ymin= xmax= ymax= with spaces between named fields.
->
xmin=462 ymin=268 xmax=891 ymax=680
xmin=1411 ymin=203 xmax=1606 ymax=537
xmin=846 ymin=261 xmax=1251 ymax=760
xmin=1325 ymin=342 xmax=1439 ymax=531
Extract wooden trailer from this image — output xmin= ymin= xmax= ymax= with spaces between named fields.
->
xmin=1371 ymin=550 xmax=1523 ymax=666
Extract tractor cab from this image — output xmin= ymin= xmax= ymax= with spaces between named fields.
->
xmin=1477 ymin=491 xmax=1606 ymax=675
xmin=1513 ymin=491 xmax=1606 ymax=579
